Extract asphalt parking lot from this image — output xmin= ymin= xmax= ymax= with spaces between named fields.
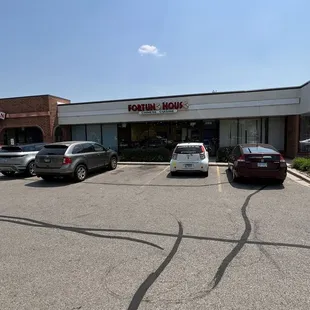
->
xmin=1 ymin=165 xmax=310 ymax=310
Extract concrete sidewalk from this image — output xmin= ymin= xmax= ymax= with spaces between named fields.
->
xmin=286 ymin=160 xmax=310 ymax=184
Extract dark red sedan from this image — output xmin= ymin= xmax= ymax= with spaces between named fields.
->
xmin=228 ymin=144 xmax=287 ymax=184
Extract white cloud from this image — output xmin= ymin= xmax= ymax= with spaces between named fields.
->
xmin=138 ymin=45 xmax=166 ymax=57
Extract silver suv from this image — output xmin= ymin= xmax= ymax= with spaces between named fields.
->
xmin=34 ymin=141 xmax=119 ymax=182
xmin=0 ymin=143 xmax=46 ymax=177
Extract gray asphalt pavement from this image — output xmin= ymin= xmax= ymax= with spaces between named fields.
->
xmin=0 ymin=166 xmax=310 ymax=310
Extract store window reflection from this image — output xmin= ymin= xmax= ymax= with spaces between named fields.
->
xmin=118 ymin=120 xmax=220 ymax=157
xmin=299 ymin=116 xmax=310 ymax=153
xmin=238 ymin=119 xmax=262 ymax=144
xmin=220 ymin=119 xmax=238 ymax=147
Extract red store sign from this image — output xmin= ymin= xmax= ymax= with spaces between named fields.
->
xmin=128 ymin=101 xmax=189 ymax=113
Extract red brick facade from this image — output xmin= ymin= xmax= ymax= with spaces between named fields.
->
xmin=0 ymin=95 xmax=70 ymax=144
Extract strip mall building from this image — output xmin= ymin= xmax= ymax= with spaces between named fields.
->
xmin=1 ymin=81 xmax=310 ymax=158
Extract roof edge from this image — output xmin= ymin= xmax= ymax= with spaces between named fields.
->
xmin=0 ymin=94 xmax=70 ymax=101
xmin=67 ymin=82 xmax=307 ymax=106
xmin=301 ymin=80 xmax=310 ymax=88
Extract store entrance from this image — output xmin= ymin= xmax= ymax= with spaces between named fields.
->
xmin=202 ymin=120 xmax=219 ymax=156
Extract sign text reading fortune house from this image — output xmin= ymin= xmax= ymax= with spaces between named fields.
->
xmin=128 ymin=101 xmax=188 ymax=112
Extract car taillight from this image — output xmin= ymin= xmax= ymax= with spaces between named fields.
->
xmin=200 ymin=145 xmax=206 ymax=159
xmin=237 ymin=154 xmax=245 ymax=162
xmin=62 ymin=157 xmax=72 ymax=165
xmin=279 ymin=154 xmax=286 ymax=167
xmin=172 ymin=153 xmax=178 ymax=160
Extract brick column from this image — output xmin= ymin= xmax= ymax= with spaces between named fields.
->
xmin=285 ymin=115 xmax=300 ymax=158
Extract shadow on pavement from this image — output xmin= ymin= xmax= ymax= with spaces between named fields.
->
xmin=225 ymin=169 xmax=285 ymax=190
xmin=166 ymin=172 xmax=207 ymax=179
xmin=0 ymin=174 xmax=35 ymax=181
xmin=24 ymin=177 xmax=72 ymax=188
xmin=24 ymin=169 xmax=110 ymax=188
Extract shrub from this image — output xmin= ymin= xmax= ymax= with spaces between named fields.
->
xmin=292 ymin=157 xmax=310 ymax=172
xmin=216 ymin=146 xmax=234 ymax=162
xmin=120 ymin=147 xmax=171 ymax=162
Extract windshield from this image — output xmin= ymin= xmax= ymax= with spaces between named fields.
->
xmin=174 ymin=145 xmax=203 ymax=154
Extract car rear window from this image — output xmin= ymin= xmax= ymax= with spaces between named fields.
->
xmin=38 ymin=145 xmax=68 ymax=155
xmin=20 ymin=145 xmax=36 ymax=152
xmin=0 ymin=146 xmax=23 ymax=152
xmin=174 ymin=145 xmax=203 ymax=154
xmin=242 ymin=146 xmax=278 ymax=154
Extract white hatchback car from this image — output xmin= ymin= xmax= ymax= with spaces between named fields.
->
xmin=170 ymin=142 xmax=209 ymax=176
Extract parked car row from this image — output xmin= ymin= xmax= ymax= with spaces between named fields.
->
xmin=0 ymin=141 xmax=287 ymax=184
xmin=169 ymin=142 xmax=287 ymax=184
xmin=0 ymin=141 xmax=118 ymax=182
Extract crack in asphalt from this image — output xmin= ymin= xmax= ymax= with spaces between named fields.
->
xmin=0 ymin=216 xmax=163 ymax=250
xmin=1 ymin=215 xmax=310 ymax=252
xmin=205 ymin=185 xmax=268 ymax=292
xmin=127 ymin=221 xmax=183 ymax=310
xmin=253 ymin=221 xmax=283 ymax=274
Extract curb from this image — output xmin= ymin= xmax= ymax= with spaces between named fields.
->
xmin=119 ymin=162 xmax=228 ymax=167
xmin=287 ymin=168 xmax=310 ymax=184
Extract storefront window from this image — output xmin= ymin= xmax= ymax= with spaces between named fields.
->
xmin=86 ymin=124 xmax=101 ymax=144
xmin=2 ymin=127 xmax=43 ymax=145
xmin=299 ymin=116 xmax=310 ymax=153
xmin=72 ymin=125 xmax=86 ymax=141
xmin=118 ymin=120 xmax=220 ymax=156
xmin=219 ymin=119 xmax=238 ymax=147
xmin=220 ymin=118 xmax=265 ymax=147
xmin=238 ymin=119 xmax=261 ymax=144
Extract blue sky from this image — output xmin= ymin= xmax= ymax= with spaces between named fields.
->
xmin=0 ymin=0 xmax=309 ymax=102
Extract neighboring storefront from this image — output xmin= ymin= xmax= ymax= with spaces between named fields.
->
xmin=57 ymin=81 xmax=310 ymax=158
xmin=0 ymin=95 xmax=71 ymax=145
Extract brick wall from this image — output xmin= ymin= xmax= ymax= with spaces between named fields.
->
xmin=48 ymin=96 xmax=70 ymax=141
xmin=285 ymin=115 xmax=300 ymax=158
xmin=0 ymin=95 xmax=70 ymax=144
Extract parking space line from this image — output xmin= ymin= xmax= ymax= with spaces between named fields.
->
xmin=216 ymin=166 xmax=222 ymax=192
xmin=141 ymin=166 xmax=169 ymax=188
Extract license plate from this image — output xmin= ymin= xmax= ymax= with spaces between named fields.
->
xmin=184 ymin=164 xmax=193 ymax=168
xmin=257 ymin=162 xmax=267 ymax=167
xmin=44 ymin=158 xmax=51 ymax=163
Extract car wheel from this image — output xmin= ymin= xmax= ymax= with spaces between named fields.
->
xmin=26 ymin=161 xmax=36 ymax=177
xmin=170 ymin=171 xmax=177 ymax=176
xmin=108 ymin=156 xmax=118 ymax=170
xmin=1 ymin=171 xmax=15 ymax=177
xmin=204 ymin=170 xmax=209 ymax=177
xmin=74 ymin=165 xmax=87 ymax=182
xmin=41 ymin=176 xmax=54 ymax=182
xmin=232 ymin=169 xmax=239 ymax=182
